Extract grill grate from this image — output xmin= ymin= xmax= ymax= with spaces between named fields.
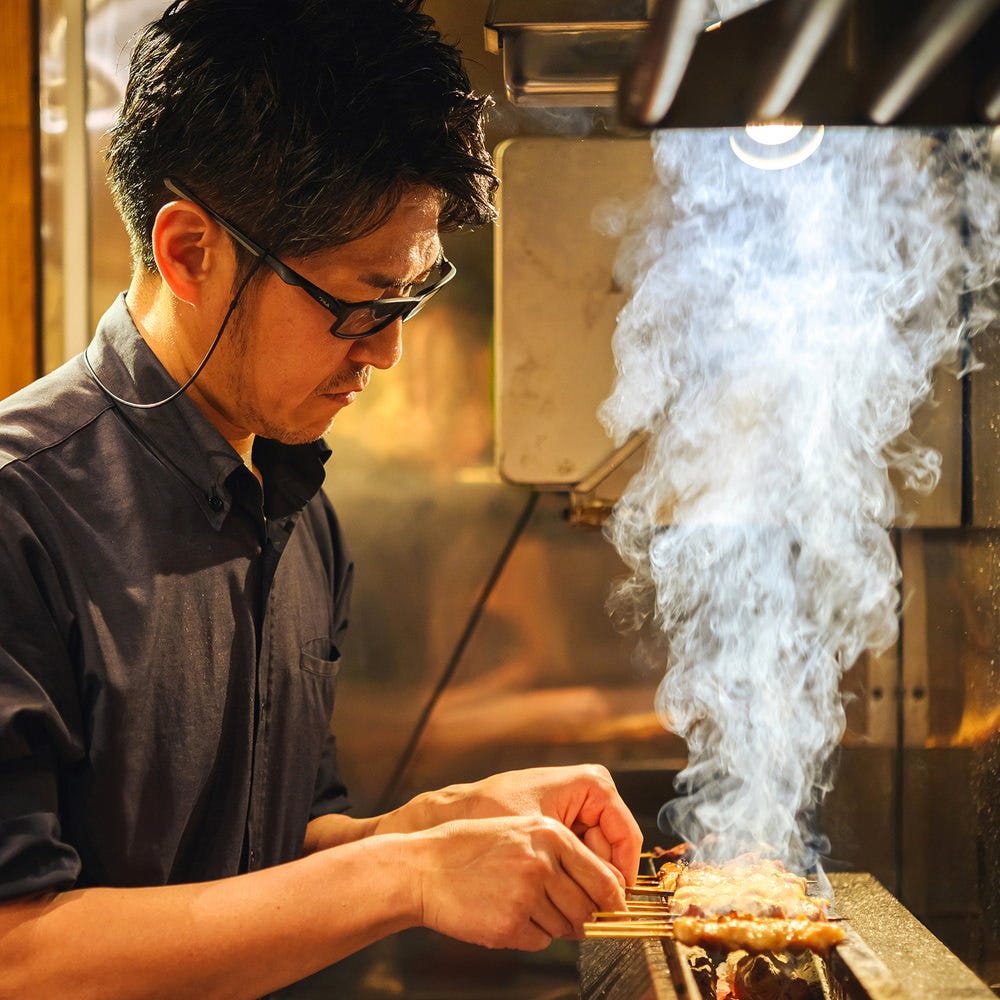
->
xmin=579 ymin=873 xmax=996 ymax=1000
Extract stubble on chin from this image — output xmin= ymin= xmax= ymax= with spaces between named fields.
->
xmin=245 ymin=406 xmax=337 ymax=445
xmin=246 ymin=418 xmax=333 ymax=445
xmin=266 ymin=419 xmax=336 ymax=446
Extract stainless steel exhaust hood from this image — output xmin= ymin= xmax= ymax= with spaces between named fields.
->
xmin=485 ymin=0 xmax=1000 ymax=127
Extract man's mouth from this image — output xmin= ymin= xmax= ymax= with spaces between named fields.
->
xmin=319 ymin=369 xmax=370 ymax=398
xmin=321 ymin=387 xmax=363 ymax=402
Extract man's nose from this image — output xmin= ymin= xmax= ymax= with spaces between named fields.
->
xmin=349 ymin=318 xmax=403 ymax=370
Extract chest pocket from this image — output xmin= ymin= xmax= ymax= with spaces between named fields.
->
xmin=295 ymin=636 xmax=341 ymax=727
xmin=300 ymin=637 xmax=341 ymax=680
xmin=262 ymin=636 xmax=340 ymax=799
xmin=285 ymin=638 xmax=341 ymax=794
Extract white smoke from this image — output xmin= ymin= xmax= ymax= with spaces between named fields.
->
xmin=598 ymin=128 xmax=999 ymax=871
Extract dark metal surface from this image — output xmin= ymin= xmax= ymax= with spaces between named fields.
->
xmin=831 ymin=873 xmax=996 ymax=998
xmin=580 ymin=937 xmax=677 ymax=1000
xmin=867 ymin=0 xmax=1000 ymax=124
xmin=633 ymin=0 xmax=1000 ymax=127
xmin=486 ymin=0 xmax=1000 ymax=125
xmin=617 ymin=0 xmax=704 ymax=126
xmin=753 ymin=0 xmax=851 ymax=120
xmin=828 ymin=924 xmax=909 ymax=1000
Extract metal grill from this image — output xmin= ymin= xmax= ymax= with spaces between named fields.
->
xmin=580 ymin=873 xmax=997 ymax=999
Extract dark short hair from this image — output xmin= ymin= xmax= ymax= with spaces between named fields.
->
xmin=106 ymin=0 xmax=498 ymax=274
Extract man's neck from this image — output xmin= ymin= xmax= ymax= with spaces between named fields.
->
xmin=125 ymin=275 xmax=260 ymax=486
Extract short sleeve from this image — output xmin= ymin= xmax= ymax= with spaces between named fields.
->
xmin=0 ymin=495 xmax=84 ymax=900
xmin=309 ymin=731 xmax=351 ymax=820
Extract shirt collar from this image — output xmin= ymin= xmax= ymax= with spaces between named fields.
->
xmin=85 ymin=294 xmax=330 ymax=527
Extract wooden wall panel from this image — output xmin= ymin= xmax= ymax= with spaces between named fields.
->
xmin=0 ymin=0 xmax=39 ymax=399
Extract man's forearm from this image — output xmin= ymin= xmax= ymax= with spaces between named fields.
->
xmin=0 ymin=834 xmax=415 ymax=1000
xmin=303 ymin=789 xmax=452 ymax=853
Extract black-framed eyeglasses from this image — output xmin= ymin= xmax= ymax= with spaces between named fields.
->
xmin=163 ymin=178 xmax=456 ymax=340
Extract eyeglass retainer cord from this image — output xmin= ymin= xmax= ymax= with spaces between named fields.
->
xmin=83 ymin=260 xmax=262 ymax=410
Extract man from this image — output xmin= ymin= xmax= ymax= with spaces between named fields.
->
xmin=0 ymin=1 xmax=642 ymax=996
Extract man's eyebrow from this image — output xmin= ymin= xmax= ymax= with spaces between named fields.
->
xmin=358 ymin=252 xmax=443 ymax=290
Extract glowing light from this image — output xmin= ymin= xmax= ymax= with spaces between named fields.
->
xmin=729 ymin=124 xmax=825 ymax=170
xmin=744 ymin=122 xmax=803 ymax=145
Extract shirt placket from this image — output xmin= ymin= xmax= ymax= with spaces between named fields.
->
xmin=246 ymin=515 xmax=294 ymax=870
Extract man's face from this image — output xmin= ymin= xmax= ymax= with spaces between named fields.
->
xmin=203 ymin=186 xmax=443 ymax=445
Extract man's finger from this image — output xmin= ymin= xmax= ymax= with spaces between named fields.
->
xmin=524 ymin=895 xmax=573 ymax=941
xmin=593 ymin=803 xmax=643 ymax=886
xmin=608 ymin=817 xmax=643 ymax=887
xmin=544 ymin=869 xmax=604 ymax=936
xmin=566 ymin=772 xmax=643 ymax=885
xmin=582 ymin=827 xmax=627 ymax=888
xmin=554 ymin=831 xmax=627 ymax=913
xmin=582 ymin=823 xmax=612 ymax=861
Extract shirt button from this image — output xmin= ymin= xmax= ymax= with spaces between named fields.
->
xmin=208 ymin=494 xmax=224 ymax=512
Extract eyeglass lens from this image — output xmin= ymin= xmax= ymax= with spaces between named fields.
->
xmin=337 ymin=305 xmax=399 ymax=336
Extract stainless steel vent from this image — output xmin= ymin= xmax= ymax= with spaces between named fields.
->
xmin=485 ymin=0 xmax=1000 ymax=126
xmin=484 ymin=0 xmax=652 ymax=108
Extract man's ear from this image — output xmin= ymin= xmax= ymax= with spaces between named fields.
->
xmin=150 ymin=199 xmax=232 ymax=305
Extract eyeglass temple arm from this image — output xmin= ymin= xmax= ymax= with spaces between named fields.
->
xmin=163 ymin=177 xmax=273 ymax=262
xmin=162 ymin=179 xmax=456 ymax=309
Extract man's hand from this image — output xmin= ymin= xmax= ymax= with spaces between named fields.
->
xmin=455 ymin=766 xmax=643 ymax=888
xmin=401 ymin=815 xmax=627 ymax=951
xmin=381 ymin=765 xmax=643 ymax=888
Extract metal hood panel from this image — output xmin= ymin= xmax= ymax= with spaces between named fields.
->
xmin=484 ymin=0 xmax=651 ymax=108
xmin=485 ymin=0 xmax=1000 ymax=126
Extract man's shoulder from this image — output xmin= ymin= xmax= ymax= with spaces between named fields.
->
xmin=0 ymin=355 xmax=112 ymax=476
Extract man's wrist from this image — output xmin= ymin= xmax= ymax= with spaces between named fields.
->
xmin=303 ymin=813 xmax=380 ymax=853
xmin=373 ymin=785 xmax=472 ymax=835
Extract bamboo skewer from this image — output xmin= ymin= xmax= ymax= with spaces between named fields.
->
xmin=587 ymin=920 xmax=676 ymax=928
xmin=584 ymin=924 xmax=675 ymax=938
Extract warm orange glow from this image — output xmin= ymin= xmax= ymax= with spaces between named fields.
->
xmin=928 ymin=704 xmax=1000 ymax=748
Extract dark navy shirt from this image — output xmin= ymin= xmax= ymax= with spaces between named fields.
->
xmin=0 ymin=295 xmax=353 ymax=899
